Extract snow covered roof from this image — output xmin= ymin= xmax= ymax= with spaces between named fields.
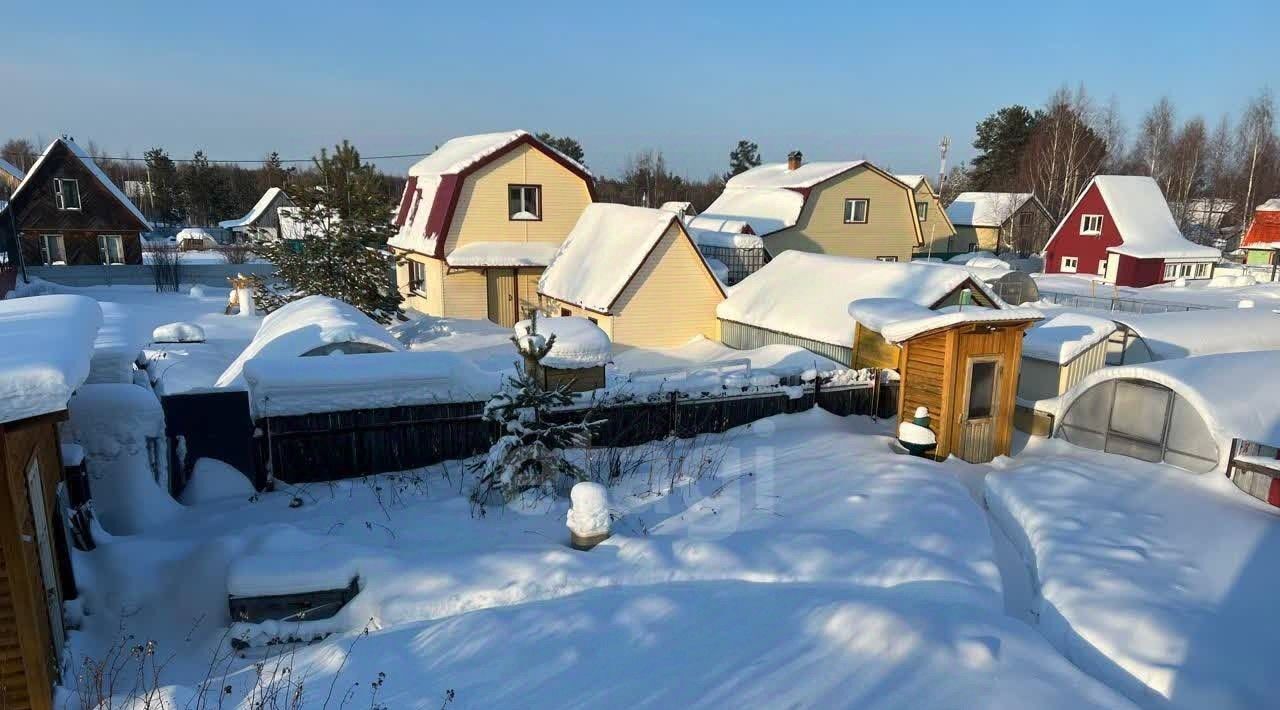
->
xmin=446 ymin=242 xmax=560 ymax=268
xmin=278 ymin=206 xmax=339 ymax=240
xmin=895 ymin=174 xmax=927 ymax=190
xmin=1241 ymin=198 xmax=1280 ymax=250
xmin=849 ymin=299 xmax=1041 ymax=343
xmin=175 ymin=227 xmax=221 ymax=244
xmin=388 ymin=131 xmax=592 ymax=257
xmin=659 ymin=201 xmax=694 ymax=216
xmin=689 ymin=160 xmax=865 ymax=237
xmin=0 ymin=157 xmax=24 ymax=183
xmin=242 ymin=350 xmax=500 ymax=418
xmin=1059 ymin=350 xmax=1280 ymax=463
xmin=540 ymin=203 xmax=718 ymax=313
xmin=1086 ymin=176 xmax=1219 ymax=260
xmin=6 ymin=137 xmax=152 ymax=230
xmin=0 ymin=295 xmax=102 ymax=423
xmin=717 ymin=252 xmax=1002 ymax=348
xmin=1110 ymin=307 xmax=1280 ymax=360
xmin=1021 ymin=313 xmax=1116 ymax=364
xmin=687 ymin=226 xmax=765 ymax=249
xmin=219 ymin=187 xmax=291 ymax=229
xmin=514 ymin=317 xmax=611 ymax=369
xmin=946 ymin=192 xmax=1035 ymax=227
xmin=215 ymin=296 xmax=404 ymax=388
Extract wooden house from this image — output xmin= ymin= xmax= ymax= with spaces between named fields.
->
xmin=686 ymin=152 xmax=924 ymax=282
xmin=0 ymin=137 xmax=151 ymax=267
xmin=0 ymin=158 xmax=25 ymax=193
xmin=945 ymin=192 xmax=1055 ymax=256
xmin=218 ymin=187 xmax=296 ymax=242
xmin=895 ymin=175 xmax=958 ymax=258
xmin=539 ymin=204 xmax=725 ymax=350
xmin=1042 ymin=176 xmax=1219 ymax=286
xmin=1240 ymin=198 xmax=1280 ymax=267
xmin=849 ymin=297 xmax=1041 ymax=463
xmin=388 ymin=131 xmax=596 ymax=327
xmin=0 ymin=295 xmax=102 ymax=710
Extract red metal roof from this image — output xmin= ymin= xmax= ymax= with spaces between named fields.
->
xmin=1242 ymin=206 xmax=1280 ymax=248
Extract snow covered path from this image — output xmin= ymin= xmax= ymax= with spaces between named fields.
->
xmin=985 ymin=438 xmax=1280 ymax=710
xmin=66 ymin=411 xmax=1133 ymax=708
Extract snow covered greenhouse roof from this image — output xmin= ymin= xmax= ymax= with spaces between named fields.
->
xmin=215 ymin=296 xmax=404 ymax=388
xmin=1110 ymin=306 xmax=1280 ymax=361
xmin=0 ymin=295 xmax=102 ymax=423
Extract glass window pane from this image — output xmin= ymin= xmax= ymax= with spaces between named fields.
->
xmin=1059 ymin=424 xmax=1106 ymax=451
xmin=1062 ymin=380 xmax=1115 ymax=432
xmin=968 ymin=361 xmax=997 ymax=418
xmin=1109 ymin=381 xmax=1169 ymax=443
xmin=509 ymin=187 xmax=522 ymax=216
xmin=844 ymin=200 xmax=853 ymax=222
xmin=1164 ymin=395 xmax=1217 ymax=468
xmin=1105 ymin=433 xmax=1163 ymax=462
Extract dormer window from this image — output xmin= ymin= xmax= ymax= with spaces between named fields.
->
xmin=916 ymin=201 xmax=928 ymax=221
xmin=508 ymin=185 xmax=541 ymax=221
xmin=54 ymin=178 xmax=81 ymax=210
xmin=1080 ymin=214 xmax=1103 ymax=235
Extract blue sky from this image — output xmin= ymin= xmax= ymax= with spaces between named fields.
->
xmin=2 ymin=1 xmax=1275 ymax=178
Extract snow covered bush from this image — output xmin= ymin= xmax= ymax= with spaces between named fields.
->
xmin=470 ymin=319 xmax=599 ymax=506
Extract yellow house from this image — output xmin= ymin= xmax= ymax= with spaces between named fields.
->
xmin=387 ymin=131 xmax=595 ymax=327
xmin=686 ymin=152 xmax=924 ymax=281
xmin=945 ymin=192 xmax=1055 ymax=255
xmin=539 ymin=203 xmax=726 ymax=350
xmin=895 ymin=174 xmax=958 ymax=258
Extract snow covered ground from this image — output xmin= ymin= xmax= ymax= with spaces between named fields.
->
xmin=986 ymin=438 xmax=1280 ymax=710
xmin=64 ymin=411 xmax=1132 ymax=708
xmin=1033 ymin=273 xmax=1280 ymax=309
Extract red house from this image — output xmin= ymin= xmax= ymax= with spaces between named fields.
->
xmin=1240 ymin=198 xmax=1280 ymax=267
xmin=1043 ymin=175 xmax=1219 ymax=287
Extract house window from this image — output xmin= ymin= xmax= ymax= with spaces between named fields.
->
xmin=40 ymin=234 xmax=66 ymax=265
xmin=843 ymin=198 xmax=869 ymax=224
xmin=508 ymin=185 xmax=541 ymax=221
xmin=1018 ymin=212 xmax=1036 ymax=228
xmin=915 ymin=201 xmax=928 ymax=221
xmin=54 ymin=178 xmax=81 ymax=210
xmin=1061 ymin=256 xmax=1079 ymax=273
xmin=876 ymin=256 xmax=898 ymax=262
xmin=1080 ymin=214 xmax=1104 ymax=235
xmin=560 ymin=308 xmax=572 ymax=317
xmin=1097 ymin=260 xmax=1107 ymax=277
xmin=1194 ymin=262 xmax=1210 ymax=278
xmin=967 ymin=243 xmax=978 ymax=252
xmin=408 ymin=261 xmax=427 ymax=294
xmin=97 ymin=235 xmax=125 ymax=264
xmin=1163 ymin=263 xmax=1178 ymax=279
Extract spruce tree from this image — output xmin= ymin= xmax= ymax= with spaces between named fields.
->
xmin=534 ymin=132 xmax=586 ymax=166
xmin=726 ymin=139 xmax=762 ymax=180
xmin=251 ymin=141 xmax=402 ymax=323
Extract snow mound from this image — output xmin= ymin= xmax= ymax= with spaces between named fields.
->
xmin=0 ymin=294 xmax=102 ymax=423
xmin=1110 ymin=308 xmax=1280 ymax=360
xmin=188 ymin=285 xmax=209 ymax=298
xmin=216 ymin=295 xmax=404 ymax=388
xmin=1022 ymin=313 xmax=1116 ymax=364
xmin=152 ymin=321 xmax=207 ymax=343
xmin=566 ymin=481 xmax=610 ymax=536
xmin=514 ymin=317 xmax=610 ymax=369
xmin=850 ymin=298 xmax=1041 ymax=343
xmin=181 ymin=458 xmax=254 ymax=504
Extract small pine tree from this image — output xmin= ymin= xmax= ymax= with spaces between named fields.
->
xmin=251 ymin=142 xmax=402 ymax=323
xmin=470 ymin=318 xmax=597 ymax=505
xmin=726 ymin=139 xmax=762 ymax=180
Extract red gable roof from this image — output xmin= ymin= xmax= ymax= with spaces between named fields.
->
xmin=1242 ymin=202 xmax=1280 ymax=248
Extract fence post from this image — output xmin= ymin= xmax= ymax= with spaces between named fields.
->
xmin=812 ymin=372 xmax=822 ymax=413
xmin=668 ymin=391 xmax=680 ymax=437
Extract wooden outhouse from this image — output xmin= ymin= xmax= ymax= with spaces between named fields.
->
xmin=0 ymin=295 xmax=101 ymax=710
xmin=514 ymin=316 xmax=610 ymax=394
xmin=850 ymin=298 xmax=1041 ymax=463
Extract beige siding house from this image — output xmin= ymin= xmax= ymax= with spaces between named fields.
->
xmin=686 ymin=153 xmax=924 ymax=278
xmin=539 ymin=203 xmax=725 ymax=350
xmin=945 ymin=192 xmax=1055 ymax=255
xmin=895 ymin=175 xmax=957 ymax=258
xmin=388 ymin=131 xmax=595 ymax=326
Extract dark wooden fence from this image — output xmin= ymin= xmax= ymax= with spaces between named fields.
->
xmin=161 ymin=390 xmax=258 ymax=494
xmin=255 ymin=381 xmax=896 ymax=486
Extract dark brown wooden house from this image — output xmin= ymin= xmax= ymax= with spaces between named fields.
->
xmin=0 ymin=295 xmax=101 ymax=710
xmin=0 ymin=137 xmax=151 ymax=267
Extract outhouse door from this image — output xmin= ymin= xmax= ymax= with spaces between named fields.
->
xmin=956 ymin=355 xmax=1002 ymax=463
xmin=23 ymin=455 xmax=65 ymax=670
xmin=486 ymin=269 xmax=518 ymax=327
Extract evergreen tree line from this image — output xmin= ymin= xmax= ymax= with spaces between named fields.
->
xmin=949 ymin=85 xmax=1280 ymax=240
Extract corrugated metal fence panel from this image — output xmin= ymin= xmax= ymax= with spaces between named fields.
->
xmin=719 ymin=319 xmax=852 ymax=366
xmin=27 ymin=263 xmax=277 ymax=288
xmin=1061 ymin=339 xmax=1109 ymax=394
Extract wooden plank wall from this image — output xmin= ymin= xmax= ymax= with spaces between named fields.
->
xmin=898 ymin=330 xmax=952 ymax=456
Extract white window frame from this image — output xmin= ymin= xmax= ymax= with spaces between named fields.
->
xmin=1097 ymin=259 xmax=1107 ymax=276
xmin=1193 ymin=262 xmax=1210 ymax=278
xmin=1080 ymin=214 xmax=1103 ymax=236
xmin=408 ymin=260 xmax=427 ymax=294
xmin=875 ymin=255 xmax=899 ymax=262
xmin=98 ymin=234 xmax=125 ymax=265
xmin=508 ymin=184 xmax=541 ymax=221
xmin=40 ymin=234 xmax=66 ymax=265
xmin=844 ymin=198 xmax=869 ymax=224
xmin=915 ymin=201 xmax=928 ymax=222
xmin=54 ymin=178 xmax=81 ymax=211
xmin=1061 ymin=255 xmax=1079 ymax=273
xmin=1163 ymin=263 xmax=1178 ymax=280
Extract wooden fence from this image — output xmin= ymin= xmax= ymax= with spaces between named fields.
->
xmin=1226 ymin=437 xmax=1280 ymax=508
xmin=255 ymin=380 xmax=895 ymax=485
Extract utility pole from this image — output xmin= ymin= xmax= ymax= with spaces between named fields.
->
xmin=937 ymin=136 xmax=951 ymax=196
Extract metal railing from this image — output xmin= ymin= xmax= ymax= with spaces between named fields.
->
xmin=1036 ymin=289 xmax=1218 ymax=314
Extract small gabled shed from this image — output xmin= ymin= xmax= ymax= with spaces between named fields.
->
xmin=850 ymin=298 xmax=1042 ymax=463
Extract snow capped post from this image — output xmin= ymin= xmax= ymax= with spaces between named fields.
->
xmin=228 ymin=273 xmax=256 ymax=317
xmin=898 ymin=406 xmax=937 ymax=458
xmin=567 ymin=481 xmax=611 ymax=550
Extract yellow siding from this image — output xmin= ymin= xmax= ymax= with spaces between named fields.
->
xmin=953 ymin=225 xmax=994 ymax=252
xmin=442 ymin=268 xmax=489 ymax=319
xmin=540 ymin=299 xmax=615 ymax=341
xmin=517 ymin=268 xmax=542 ymax=320
xmin=610 ymin=224 xmax=724 ymax=349
xmin=766 ymin=165 xmax=920 ymax=263
xmin=911 ymin=183 xmax=957 ymax=256
xmin=395 ymin=252 xmax=447 ymax=316
xmin=443 ymin=143 xmax=592 ymax=254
